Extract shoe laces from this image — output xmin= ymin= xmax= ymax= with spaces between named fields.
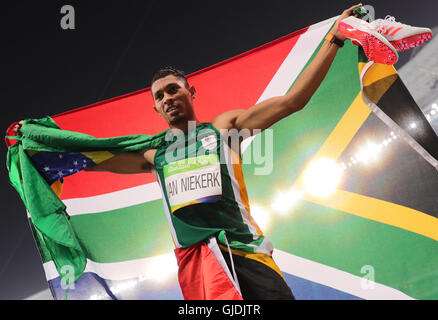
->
xmin=384 ymin=15 xmax=397 ymax=23
xmin=372 ymin=15 xmax=410 ymax=33
xmin=383 ymin=15 xmax=411 ymax=27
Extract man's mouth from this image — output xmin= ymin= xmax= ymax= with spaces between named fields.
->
xmin=166 ymin=106 xmax=178 ymax=114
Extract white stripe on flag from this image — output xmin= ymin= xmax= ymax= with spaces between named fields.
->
xmin=273 ymin=249 xmax=415 ymax=300
xmin=43 ymin=252 xmax=178 ymax=282
xmin=44 ymin=249 xmax=414 ymax=300
xmin=241 ymin=16 xmax=337 ymax=153
xmin=360 ymin=61 xmax=438 ymax=170
xmin=256 ymin=16 xmax=337 ymax=102
xmin=63 ymin=182 xmax=162 ymax=216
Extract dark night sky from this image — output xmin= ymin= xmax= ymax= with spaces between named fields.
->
xmin=1 ymin=0 xmax=436 ymax=299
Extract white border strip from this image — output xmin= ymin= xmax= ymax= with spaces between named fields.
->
xmin=256 ymin=16 xmax=337 ymax=103
xmin=43 ymin=249 xmax=414 ymax=300
xmin=241 ymin=16 xmax=336 ymax=153
xmin=360 ymin=61 xmax=438 ymax=170
xmin=43 ymin=252 xmax=178 ymax=282
xmin=273 ymin=249 xmax=414 ymax=300
xmin=63 ymin=182 xmax=161 ymax=216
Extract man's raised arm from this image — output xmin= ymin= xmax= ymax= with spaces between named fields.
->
xmin=213 ymin=4 xmax=363 ymax=134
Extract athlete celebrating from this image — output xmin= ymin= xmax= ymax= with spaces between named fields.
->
xmin=84 ymin=4 xmax=363 ymax=300
xmin=12 ymin=4 xmax=432 ymax=299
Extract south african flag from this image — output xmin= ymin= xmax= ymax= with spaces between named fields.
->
xmin=6 ymin=16 xmax=438 ymax=300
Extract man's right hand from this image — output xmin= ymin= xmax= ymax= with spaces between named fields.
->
xmin=85 ymin=150 xmax=155 ymax=175
xmin=12 ymin=120 xmax=24 ymax=136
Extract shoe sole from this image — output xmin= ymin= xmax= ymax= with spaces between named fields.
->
xmin=390 ymin=32 xmax=432 ymax=51
xmin=338 ymin=20 xmax=399 ymax=65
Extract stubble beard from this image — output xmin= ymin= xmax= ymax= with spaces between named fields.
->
xmin=168 ymin=114 xmax=186 ymax=126
xmin=168 ymin=108 xmax=195 ymax=126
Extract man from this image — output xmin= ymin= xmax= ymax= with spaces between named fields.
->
xmin=13 ymin=4 xmax=421 ymax=300
xmin=90 ymin=4 xmax=364 ymax=300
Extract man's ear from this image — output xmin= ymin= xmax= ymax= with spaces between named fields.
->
xmin=153 ymin=105 xmax=162 ymax=117
xmin=189 ymin=85 xmax=196 ymax=99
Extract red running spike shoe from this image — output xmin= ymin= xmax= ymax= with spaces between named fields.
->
xmin=338 ymin=16 xmax=399 ymax=65
xmin=370 ymin=15 xmax=433 ymax=51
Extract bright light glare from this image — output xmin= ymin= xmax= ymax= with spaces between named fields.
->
xmin=271 ymin=189 xmax=303 ymax=214
xmin=110 ymin=280 xmax=137 ymax=295
xmin=251 ymin=205 xmax=270 ymax=231
xmin=356 ymin=142 xmax=382 ymax=165
xmin=410 ymin=122 xmax=417 ymax=129
xmin=88 ymin=253 xmax=178 ymax=300
xmin=139 ymin=253 xmax=178 ymax=282
xmin=302 ymin=158 xmax=342 ymax=198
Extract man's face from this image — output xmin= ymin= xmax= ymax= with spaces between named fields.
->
xmin=151 ymin=75 xmax=196 ymax=126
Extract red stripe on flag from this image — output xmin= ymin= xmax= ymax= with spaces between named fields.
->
xmin=52 ymin=27 xmax=307 ymax=200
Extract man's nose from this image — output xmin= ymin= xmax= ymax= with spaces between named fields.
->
xmin=163 ymin=93 xmax=174 ymax=105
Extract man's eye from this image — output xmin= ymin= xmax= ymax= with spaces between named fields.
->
xmin=156 ymin=94 xmax=163 ymax=100
xmin=169 ymin=86 xmax=177 ymax=93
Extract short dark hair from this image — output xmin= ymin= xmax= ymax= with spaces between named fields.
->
xmin=151 ymin=66 xmax=189 ymax=88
